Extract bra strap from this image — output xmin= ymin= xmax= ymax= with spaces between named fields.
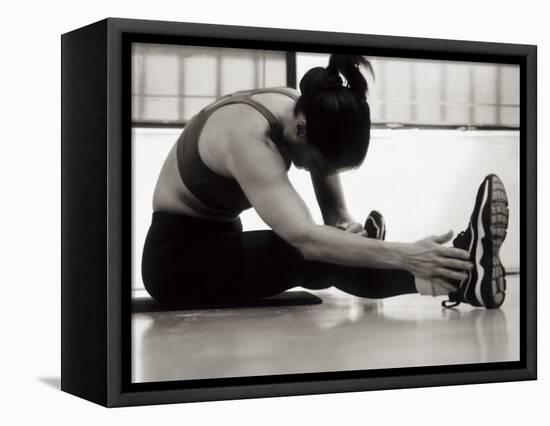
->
xmin=208 ymin=97 xmax=285 ymax=143
xmin=249 ymin=87 xmax=299 ymax=101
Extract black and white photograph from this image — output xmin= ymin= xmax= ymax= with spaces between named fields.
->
xmin=130 ymin=43 xmax=520 ymax=383
xmin=4 ymin=0 xmax=547 ymax=419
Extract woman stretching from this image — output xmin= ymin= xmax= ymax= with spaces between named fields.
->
xmin=142 ymin=54 xmax=509 ymax=309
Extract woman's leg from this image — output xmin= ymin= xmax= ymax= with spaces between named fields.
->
xmin=298 ymin=260 xmax=417 ymax=298
xmin=142 ymin=212 xmax=417 ymax=304
xmin=171 ymin=229 xmax=416 ymax=303
xmin=142 ymin=213 xmax=305 ymax=303
xmin=179 ymin=229 xmax=307 ymax=302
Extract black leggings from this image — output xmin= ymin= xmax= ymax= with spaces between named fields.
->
xmin=141 ymin=211 xmax=417 ymax=304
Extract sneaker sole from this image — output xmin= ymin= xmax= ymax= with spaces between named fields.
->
xmin=465 ymin=174 xmax=509 ymax=308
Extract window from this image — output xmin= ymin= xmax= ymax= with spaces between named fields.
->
xmin=132 ymin=43 xmax=287 ymax=126
xmin=297 ymin=53 xmax=519 ymax=129
xmin=133 ymin=47 xmax=520 ymax=129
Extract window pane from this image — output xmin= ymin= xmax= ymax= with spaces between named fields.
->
xmin=220 ymin=54 xmax=256 ymax=94
xmin=415 ymin=104 xmax=442 ymax=124
xmin=131 ymin=95 xmax=141 ymax=122
xmin=143 ymin=54 xmax=179 ymax=96
xmin=142 ymin=96 xmax=180 ymax=122
xmin=445 ymin=62 xmax=471 ymax=104
xmin=500 ymin=106 xmax=520 ymax=127
xmin=474 ymin=105 xmax=498 ymax=126
xmin=183 ymin=55 xmax=218 ymax=96
xmin=181 ymin=97 xmax=216 ymax=121
xmin=264 ymin=55 xmax=286 ymax=87
xmin=501 ymin=66 xmax=520 ymax=105
xmin=473 ymin=64 xmax=498 ymax=105
xmin=445 ymin=105 xmax=470 ymax=126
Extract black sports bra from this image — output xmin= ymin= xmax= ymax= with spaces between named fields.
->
xmin=176 ymin=87 xmax=299 ymax=218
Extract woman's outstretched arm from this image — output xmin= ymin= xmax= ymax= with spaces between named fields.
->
xmin=225 ymin=129 xmax=472 ymax=283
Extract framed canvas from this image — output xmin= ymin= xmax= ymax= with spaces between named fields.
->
xmin=61 ymin=17 xmax=537 ymax=407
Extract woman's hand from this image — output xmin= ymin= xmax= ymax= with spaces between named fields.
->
xmin=334 ymin=217 xmax=367 ymax=237
xmin=400 ymin=230 xmax=473 ymax=287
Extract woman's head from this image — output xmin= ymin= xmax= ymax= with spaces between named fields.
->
xmin=287 ymin=54 xmax=373 ymax=176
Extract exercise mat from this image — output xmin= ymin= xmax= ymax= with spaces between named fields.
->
xmin=132 ymin=290 xmax=323 ymax=313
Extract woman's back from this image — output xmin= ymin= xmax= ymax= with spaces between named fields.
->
xmin=152 ymin=87 xmax=299 ymax=221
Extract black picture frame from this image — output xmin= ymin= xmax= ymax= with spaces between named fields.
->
xmin=61 ymin=17 xmax=537 ymax=407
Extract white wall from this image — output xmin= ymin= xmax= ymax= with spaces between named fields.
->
xmin=132 ymin=128 xmax=520 ymax=290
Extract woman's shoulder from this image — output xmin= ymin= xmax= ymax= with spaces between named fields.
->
xmin=282 ymin=87 xmax=301 ymax=98
xmin=225 ymin=111 xmax=289 ymax=169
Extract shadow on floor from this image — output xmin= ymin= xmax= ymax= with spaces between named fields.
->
xmin=38 ymin=377 xmax=60 ymax=390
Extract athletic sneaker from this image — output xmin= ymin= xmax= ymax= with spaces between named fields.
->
xmin=364 ymin=210 xmax=386 ymax=240
xmin=442 ymin=174 xmax=509 ymax=309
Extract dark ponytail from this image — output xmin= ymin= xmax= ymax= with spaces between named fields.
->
xmin=296 ymin=54 xmax=374 ymax=171
xmin=326 ymin=54 xmax=373 ymax=99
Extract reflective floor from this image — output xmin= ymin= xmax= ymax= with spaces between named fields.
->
xmin=132 ymin=275 xmax=519 ymax=383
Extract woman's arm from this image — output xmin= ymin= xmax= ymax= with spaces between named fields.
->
xmin=311 ymin=172 xmax=348 ymax=225
xmin=225 ymin=128 xmax=472 ymax=282
xmin=310 ymin=172 xmax=365 ymax=235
